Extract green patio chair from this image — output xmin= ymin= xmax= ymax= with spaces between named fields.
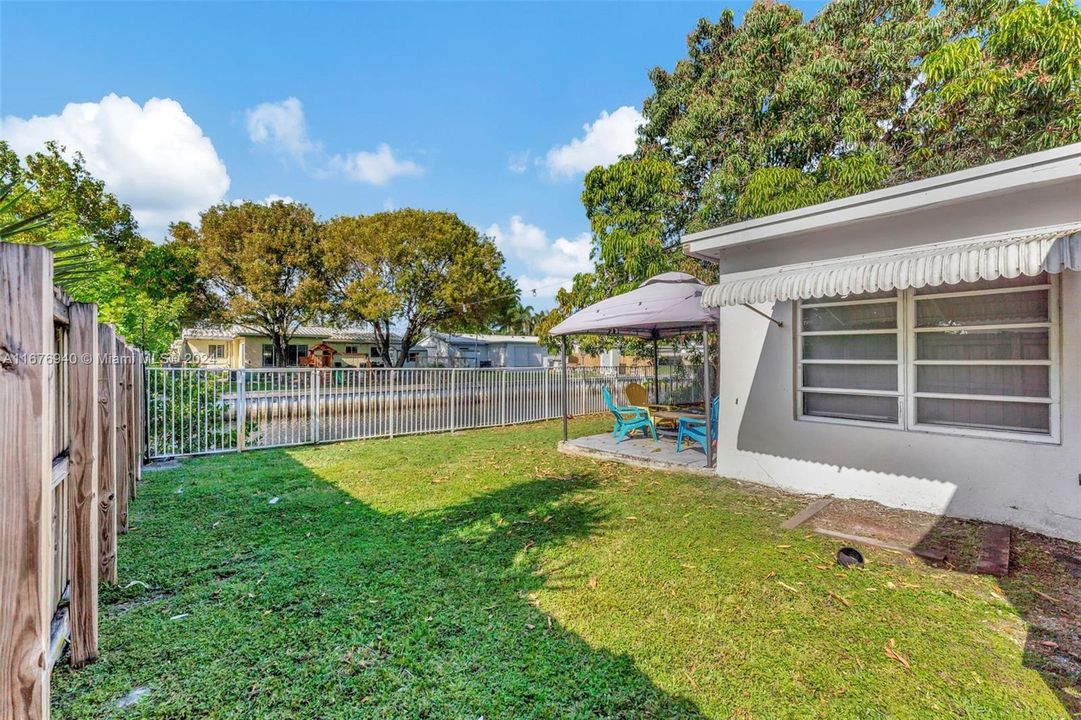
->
xmin=602 ymin=386 xmax=657 ymax=443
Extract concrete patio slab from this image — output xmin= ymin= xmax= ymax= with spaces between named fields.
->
xmin=558 ymin=433 xmax=714 ymax=476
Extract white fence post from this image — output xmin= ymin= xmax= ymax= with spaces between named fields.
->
xmin=388 ymin=369 xmax=396 ymax=439
xmin=500 ymin=370 xmax=507 ymax=426
xmin=237 ymin=369 xmax=246 ymax=451
xmin=544 ymin=368 xmax=550 ymax=419
xmin=450 ymin=368 xmax=457 ymax=432
xmin=311 ymin=369 xmax=320 ymax=444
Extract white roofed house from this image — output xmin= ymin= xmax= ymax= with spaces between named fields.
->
xmin=174 ymin=325 xmax=402 ymax=368
xmin=415 ymin=333 xmax=548 ymax=367
xmin=684 ymin=144 xmax=1081 ymax=541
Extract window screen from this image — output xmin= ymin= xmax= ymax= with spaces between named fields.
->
xmin=911 ymin=273 xmax=1054 ymax=435
xmin=797 ymin=296 xmax=901 ymax=425
xmin=797 ymin=272 xmax=1057 ymax=439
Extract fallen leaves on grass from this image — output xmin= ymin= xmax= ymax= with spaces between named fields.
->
xmin=778 ymin=581 xmax=799 ymax=594
xmin=827 ymin=590 xmax=851 ymax=608
xmin=588 ymin=575 xmax=598 ymax=589
xmin=884 ymin=639 xmax=911 ymax=670
xmin=1032 ymin=588 xmax=1061 ymax=604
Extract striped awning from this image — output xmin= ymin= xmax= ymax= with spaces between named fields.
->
xmin=702 ymin=224 xmax=1081 ymax=308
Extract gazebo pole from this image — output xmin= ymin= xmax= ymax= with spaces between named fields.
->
xmin=652 ymin=337 xmax=659 ymax=404
xmin=560 ymin=336 xmax=569 ymax=442
xmin=702 ymin=325 xmax=713 ymax=469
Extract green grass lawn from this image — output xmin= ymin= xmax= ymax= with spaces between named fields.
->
xmin=53 ymin=418 xmax=1072 ymax=719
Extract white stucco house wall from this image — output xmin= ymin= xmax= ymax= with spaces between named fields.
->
xmin=683 ymin=144 xmax=1081 ymax=541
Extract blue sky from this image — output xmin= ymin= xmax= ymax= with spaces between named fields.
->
xmin=2 ymin=1 xmax=820 ymax=308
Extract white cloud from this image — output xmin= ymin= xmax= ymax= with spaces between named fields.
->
xmin=246 ymin=97 xmax=422 ymax=185
xmin=507 ymin=150 xmax=531 ymax=174
xmin=1 ymin=93 xmax=230 ymax=240
xmin=486 ymin=216 xmax=593 ymax=308
xmin=245 ymin=97 xmax=314 ymax=162
xmin=329 ymin=144 xmax=423 ymax=186
xmin=544 ymin=106 xmax=645 ymax=178
xmin=514 ymin=274 xmax=576 ymax=307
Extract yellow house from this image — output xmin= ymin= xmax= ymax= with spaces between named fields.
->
xmin=174 ymin=325 xmax=401 ymax=368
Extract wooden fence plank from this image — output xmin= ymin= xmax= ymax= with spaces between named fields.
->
xmin=114 ymin=339 xmax=130 ymax=534
xmin=97 ymin=325 xmax=118 ymax=584
xmin=125 ymin=347 xmax=137 ymax=500
xmin=0 ymin=243 xmax=54 ymax=720
xmin=67 ymin=303 xmax=99 ymax=667
xmin=132 ymin=350 xmax=143 ymax=493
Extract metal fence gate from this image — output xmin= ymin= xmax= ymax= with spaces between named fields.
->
xmin=145 ymin=366 xmax=704 ymax=459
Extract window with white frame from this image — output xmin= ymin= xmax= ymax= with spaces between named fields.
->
xmin=208 ymin=343 xmax=226 ymax=360
xmin=796 ymin=272 xmax=1058 ymax=440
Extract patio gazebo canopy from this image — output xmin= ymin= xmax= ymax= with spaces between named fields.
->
xmin=548 ymin=271 xmax=718 ymax=467
xmin=548 ymin=272 xmax=718 ymax=339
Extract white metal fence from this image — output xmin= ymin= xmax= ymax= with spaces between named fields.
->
xmin=145 ymin=366 xmax=704 ymax=459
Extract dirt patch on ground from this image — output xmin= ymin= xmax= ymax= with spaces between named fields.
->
xmin=798 ymin=497 xmax=1081 ymax=711
xmin=810 ymin=499 xmax=984 ymax=569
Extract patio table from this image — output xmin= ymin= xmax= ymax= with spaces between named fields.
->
xmin=653 ymin=408 xmax=705 ymax=433
xmin=654 ymin=409 xmax=705 ymax=422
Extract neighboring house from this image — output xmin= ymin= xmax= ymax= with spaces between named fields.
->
xmin=416 ymin=333 xmax=548 ymax=367
xmin=683 ymin=143 xmax=1081 ymax=542
xmin=175 ymin=325 xmax=401 ymax=368
xmin=564 ymin=346 xmax=688 ymax=372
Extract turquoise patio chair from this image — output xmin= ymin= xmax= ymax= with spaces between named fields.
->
xmin=676 ymin=396 xmax=719 ymax=454
xmin=602 ymin=387 xmax=657 ymax=443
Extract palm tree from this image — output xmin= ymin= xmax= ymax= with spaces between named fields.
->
xmin=0 ymin=182 xmax=101 ymax=292
xmin=499 ymin=303 xmax=541 ymax=335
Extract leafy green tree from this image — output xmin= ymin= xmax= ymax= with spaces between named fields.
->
xmin=0 ymin=141 xmax=199 ymax=356
xmin=549 ymin=0 xmax=1081 ymax=332
xmin=193 ymin=200 xmax=327 ymax=366
xmin=322 ymin=209 xmax=518 ymax=366
xmin=921 ymin=0 xmax=1081 ymax=167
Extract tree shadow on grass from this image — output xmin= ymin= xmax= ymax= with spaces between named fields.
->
xmin=52 ymin=451 xmax=705 ymax=719
xmin=908 ymin=516 xmax=1081 ymax=716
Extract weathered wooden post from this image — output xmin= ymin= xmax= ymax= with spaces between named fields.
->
xmin=0 ymin=243 xmax=55 ymax=719
xmin=67 ymin=302 xmax=99 ymax=667
xmin=133 ymin=349 xmax=144 ymax=478
xmin=114 ymin=338 xmax=130 ymax=533
xmin=126 ymin=346 xmax=137 ymax=497
xmin=97 ymin=324 xmax=118 ymax=584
